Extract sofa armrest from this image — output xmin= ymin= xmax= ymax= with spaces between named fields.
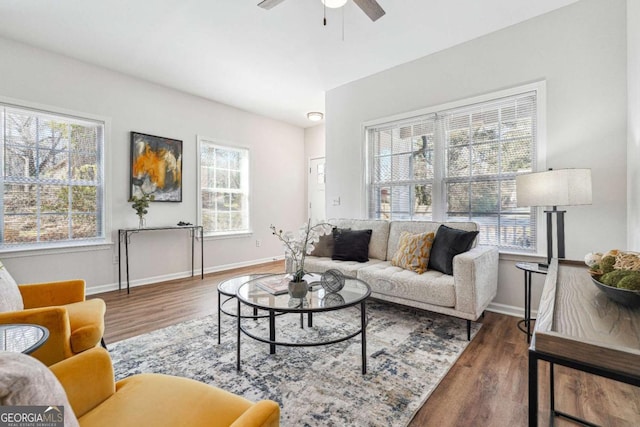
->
xmin=0 ymin=307 xmax=72 ymax=366
xmin=50 ymin=347 xmax=116 ymax=418
xmin=231 ymin=399 xmax=281 ymax=427
xmin=452 ymin=246 xmax=499 ymax=318
xmin=19 ymin=280 xmax=86 ymax=308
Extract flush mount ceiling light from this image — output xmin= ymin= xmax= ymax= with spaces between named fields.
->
xmin=307 ymin=112 xmax=324 ymax=121
xmin=322 ymin=0 xmax=348 ymax=8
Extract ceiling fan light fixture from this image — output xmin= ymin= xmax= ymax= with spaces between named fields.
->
xmin=322 ymin=0 xmax=348 ymax=8
xmin=307 ymin=112 xmax=324 ymax=121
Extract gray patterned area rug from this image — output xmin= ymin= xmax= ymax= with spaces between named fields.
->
xmin=109 ymin=300 xmax=480 ymax=427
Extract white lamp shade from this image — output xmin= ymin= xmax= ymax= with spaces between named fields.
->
xmin=322 ymin=0 xmax=348 ymax=8
xmin=516 ymin=168 xmax=592 ymax=207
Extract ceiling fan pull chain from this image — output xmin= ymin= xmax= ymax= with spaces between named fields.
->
xmin=324 ymin=2 xmax=327 ymax=26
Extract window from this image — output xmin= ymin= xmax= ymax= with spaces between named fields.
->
xmin=0 ymin=103 xmax=105 ymax=250
xmin=198 ymin=137 xmax=250 ymax=236
xmin=367 ymin=87 xmax=540 ymax=252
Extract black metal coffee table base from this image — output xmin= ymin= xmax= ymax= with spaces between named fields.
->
xmin=236 ymin=299 xmax=369 ymax=374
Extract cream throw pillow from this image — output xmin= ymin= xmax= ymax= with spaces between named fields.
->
xmin=0 ymin=351 xmax=79 ymax=427
xmin=0 ymin=261 xmax=23 ymax=312
xmin=391 ymin=231 xmax=435 ymax=274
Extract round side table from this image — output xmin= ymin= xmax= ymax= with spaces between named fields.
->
xmin=0 ymin=324 xmax=49 ymax=354
xmin=515 ymin=262 xmax=548 ymax=343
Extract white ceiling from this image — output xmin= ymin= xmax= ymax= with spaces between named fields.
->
xmin=0 ymin=0 xmax=577 ymax=128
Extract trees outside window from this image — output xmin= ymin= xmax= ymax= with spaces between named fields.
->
xmin=366 ymin=89 xmax=539 ymax=252
xmin=0 ymin=105 xmax=105 ymax=249
xmin=198 ymin=138 xmax=249 ymax=236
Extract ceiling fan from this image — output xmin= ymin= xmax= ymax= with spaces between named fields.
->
xmin=258 ymin=0 xmax=385 ymax=22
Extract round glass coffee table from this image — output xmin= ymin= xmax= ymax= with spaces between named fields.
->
xmin=236 ymin=273 xmax=371 ymax=374
xmin=0 ymin=324 xmax=49 ymax=354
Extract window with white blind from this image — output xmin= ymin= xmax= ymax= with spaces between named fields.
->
xmin=0 ymin=103 xmax=106 ymax=250
xmin=367 ymin=86 xmax=541 ymax=251
xmin=198 ymin=137 xmax=250 ymax=236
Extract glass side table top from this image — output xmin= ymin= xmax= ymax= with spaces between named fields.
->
xmin=218 ymin=273 xmax=270 ymax=296
xmin=0 ymin=324 xmax=49 ymax=354
xmin=237 ymin=273 xmax=371 ymax=312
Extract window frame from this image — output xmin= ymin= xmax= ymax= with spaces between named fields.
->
xmin=196 ymin=135 xmax=252 ymax=239
xmin=363 ymin=81 xmax=547 ymax=255
xmin=0 ymin=96 xmax=111 ymax=254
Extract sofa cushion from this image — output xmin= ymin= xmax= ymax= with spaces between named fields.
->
xmin=358 ymin=262 xmax=456 ymax=308
xmin=0 ymin=261 xmax=23 ymax=312
xmin=332 ymin=229 xmax=372 ymax=263
xmin=304 ymin=257 xmax=385 ymax=278
xmin=390 ymin=231 xmax=435 ymax=274
xmin=428 ymin=225 xmax=479 ymax=275
xmin=329 ymin=219 xmax=390 ymax=260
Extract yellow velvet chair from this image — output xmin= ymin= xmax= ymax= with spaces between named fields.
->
xmin=50 ymin=347 xmax=280 ymax=427
xmin=0 ymin=262 xmax=106 ymax=366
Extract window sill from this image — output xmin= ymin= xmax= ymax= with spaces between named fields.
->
xmin=0 ymin=240 xmax=113 ymax=259
xmin=204 ymin=231 xmax=253 ymax=241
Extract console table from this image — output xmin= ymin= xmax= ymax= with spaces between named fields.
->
xmin=118 ymin=225 xmax=204 ymax=294
xmin=528 ymin=259 xmax=640 ymax=426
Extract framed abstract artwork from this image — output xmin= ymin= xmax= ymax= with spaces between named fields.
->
xmin=130 ymin=132 xmax=183 ymax=202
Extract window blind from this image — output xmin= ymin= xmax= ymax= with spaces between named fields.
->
xmin=0 ymin=104 xmax=105 ymax=248
xmin=366 ymin=90 xmax=538 ymax=251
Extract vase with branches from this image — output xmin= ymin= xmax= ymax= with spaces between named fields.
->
xmin=270 ymin=220 xmax=333 ymax=288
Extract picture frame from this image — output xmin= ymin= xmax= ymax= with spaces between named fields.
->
xmin=130 ymin=131 xmax=183 ymax=202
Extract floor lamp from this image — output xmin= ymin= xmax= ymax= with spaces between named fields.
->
xmin=516 ymin=169 xmax=592 ymax=267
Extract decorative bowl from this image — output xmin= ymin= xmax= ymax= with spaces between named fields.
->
xmin=590 ymin=277 xmax=640 ymax=308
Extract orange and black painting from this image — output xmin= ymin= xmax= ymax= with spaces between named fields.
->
xmin=130 ymin=132 xmax=182 ymax=202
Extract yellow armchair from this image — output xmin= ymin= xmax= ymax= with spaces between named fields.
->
xmin=0 ymin=270 xmax=106 ymax=366
xmin=50 ymin=347 xmax=280 ymax=427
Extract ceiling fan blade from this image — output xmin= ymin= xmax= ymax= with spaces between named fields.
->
xmin=258 ymin=0 xmax=287 ymax=10
xmin=353 ymin=0 xmax=385 ymax=21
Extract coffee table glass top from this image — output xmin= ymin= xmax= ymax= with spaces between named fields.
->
xmin=0 ymin=324 xmax=49 ymax=354
xmin=218 ymin=273 xmax=270 ymax=296
xmin=237 ymin=273 xmax=371 ymax=312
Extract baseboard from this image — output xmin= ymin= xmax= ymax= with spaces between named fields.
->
xmin=486 ymin=301 xmax=537 ymax=319
xmin=86 ymin=256 xmax=285 ymax=295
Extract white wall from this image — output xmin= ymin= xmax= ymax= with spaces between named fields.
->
xmin=629 ymin=0 xmax=640 ymax=251
xmin=325 ymin=0 xmax=628 ymax=315
xmin=304 ymin=124 xmax=325 ymax=161
xmin=0 ymin=37 xmax=306 ymax=293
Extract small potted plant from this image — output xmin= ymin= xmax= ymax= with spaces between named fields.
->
xmin=129 ymin=191 xmax=155 ymax=228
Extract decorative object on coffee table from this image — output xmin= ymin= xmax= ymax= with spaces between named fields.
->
xmin=287 ymin=280 xmax=308 ymax=298
xmin=320 ymin=269 xmax=346 ymax=293
xmin=270 ymin=220 xmax=332 ymax=294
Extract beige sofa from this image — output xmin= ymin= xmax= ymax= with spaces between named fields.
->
xmin=302 ymin=219 xmax=499 ymax=339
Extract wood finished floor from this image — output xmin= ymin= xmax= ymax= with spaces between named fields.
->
xmin=95 ymin=261 xmax=640 ymax=427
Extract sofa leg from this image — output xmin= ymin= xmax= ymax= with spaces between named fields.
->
xmin=467 ymin=320 xmax=471 ymax=341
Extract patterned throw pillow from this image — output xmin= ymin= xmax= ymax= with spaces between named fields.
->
xmin=0 ymin=261 xmax=23 ymax=312
xmin=391 ymin=231 xmax=435 ymax=274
